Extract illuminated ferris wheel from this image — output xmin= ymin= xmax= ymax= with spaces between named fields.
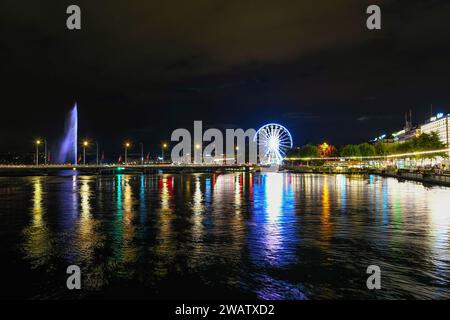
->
xmin=254 ymin=123 xmax=293 ymax=165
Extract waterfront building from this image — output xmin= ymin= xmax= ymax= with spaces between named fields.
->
xmin=392 ymin=127 xmax=421 ymax=143
xmin=420 ymin=113 xmax=450 ymax=147
xmin=372 ymin=111 xmax=419 ymax=144
xmin=391 ymin=110 xmax=421 ymax=143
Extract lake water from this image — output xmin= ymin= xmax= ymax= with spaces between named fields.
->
xmin=0 ymin=173 xmax=449 ymax=299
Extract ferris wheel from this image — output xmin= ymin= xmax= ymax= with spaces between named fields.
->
xmin=254 ymin=123 xmax=293 ymax=165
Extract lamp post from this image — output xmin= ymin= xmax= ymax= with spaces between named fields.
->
xmin=125 ymin=142 xmax=130 ymax=165
xmin=161 ymin=143 xmax=167 ymax=162
xmin=44 ymin=140 xmax=47 ymax=165
xmin=195 ymin=144 xmax=201 ymax=164
xmin=96 ymin=141 xmax=99 ymax=166
xmin=140 ymin=142 xmax=144 ymax=165
xmin=35 ymin=140 xmax=41 ymax=166
xmin=83 ymin=141 xmax=88 ymax=165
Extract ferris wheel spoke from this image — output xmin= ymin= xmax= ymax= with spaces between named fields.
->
xmin=272 ymin=128 xmax=280 ymax=138
xmin=280 ymin=138 xmax=292 ymax=148
xmin=279 ymin=133 xmax=289 ymax=140
xmin=260 ymin=130 xmax=270 ymax=141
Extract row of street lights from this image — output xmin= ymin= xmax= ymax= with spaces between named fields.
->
xmin=124 ymin=142 xmax=167 ymax=164
xmin=34 ymin=139 xmax=169 ymax=165
xmin=82 ymin=140 xmax=100 ymax=165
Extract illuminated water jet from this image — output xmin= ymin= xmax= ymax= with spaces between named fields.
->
xmin=57 ymin=103 xmax=78 ymax=164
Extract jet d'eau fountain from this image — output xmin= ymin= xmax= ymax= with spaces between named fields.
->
xmin=56 ymin=103 xmax=78 ymax=164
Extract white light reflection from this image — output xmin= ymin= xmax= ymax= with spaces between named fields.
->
xmin=193 ymin=175 xmax=203 ymax=215
xmin=262 ymin=173 xmax=284 ymax=263
xmin=265 ymin=173 xmax=283 ymax=221
xmin=428 ymin=189 xmax=450 ymax=281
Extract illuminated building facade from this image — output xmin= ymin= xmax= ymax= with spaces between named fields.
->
xmin=392 ymin=110 xmax=421 ymax=143
xmin=376 ymin=111 xmax=449 ymax=148
xmin=392 ymin=127 xmax=421 ymax=143
xmin=420 ymin=113 xmax=450 ymax=147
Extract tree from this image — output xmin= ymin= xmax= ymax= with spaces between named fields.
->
xmin=409 ymin=132 xmax=447 ymax=159
xmin=372 ymin=132 xmax=447 ymax=160
xmin=374 ymin=142 xmax=388 ymax=156
xmin=286 ymin=147 xmax=301 ymax=158
xmin=300 ymin=144 xmax=320 ymax=158
xmin=318 ymin=142 xmax=338 ymax=158
xmin=358 ymin=143 xmax=376 ymax=157
xmin=414 ymin=132 xmax=445 ymax=151
xmin=386 ymin=132 xmax=446 ymax=157
xmin=340 ymin=144 xmax=361 ymax=157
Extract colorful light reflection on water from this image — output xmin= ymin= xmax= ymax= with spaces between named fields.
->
xmin=0 ymin=173 xmax=449 ymax=299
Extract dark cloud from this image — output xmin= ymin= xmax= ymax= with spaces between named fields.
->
xmin=1 ymin=0 xmax=450 ymax=153
xmin=282 ymin=112 xmax=320 ymax=121
xmin=356 ymin=115 xmax=393 ymax=121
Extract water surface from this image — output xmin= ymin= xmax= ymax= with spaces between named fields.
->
xmin=0 ymin=173 xmax=449 ymax=299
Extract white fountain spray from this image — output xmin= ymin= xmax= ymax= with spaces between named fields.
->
xmin=57 ymin=103 xmax=78 ymax=164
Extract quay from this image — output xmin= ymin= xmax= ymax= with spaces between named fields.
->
xmin=283 ymin=165 xmax=450 ymax=187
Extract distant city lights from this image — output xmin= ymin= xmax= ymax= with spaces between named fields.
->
xmin=287 ymin=147 xmax=450 ymax=161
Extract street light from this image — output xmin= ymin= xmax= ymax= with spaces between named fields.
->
xmin=96 ymin=141 xmax=99 ymax=166
xmin=125 ymin=142 xmax=131 ymax=164
xmin=43 ymin=139 xmax=47 ymax=165
xmin=140 ymin=142 xmax=144 ymax=165
xmin=161 ymin=143 xmax=167 ymax=162
xmin=194 ymin=144 xmax=202 ymax=164
xmin=35 ymin=140 xmax=41 ymax=166
xmin=83 ymin=140 xmax=89 ymax=165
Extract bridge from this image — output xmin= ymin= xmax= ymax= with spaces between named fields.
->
xmin=0 ymin=164 xmax=257 ymax=176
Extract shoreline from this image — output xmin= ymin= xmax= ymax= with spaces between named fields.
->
xmin=283 ymin=165 xmax=450 ymax=187
xmin=1 ymin=165 xmax=449 ymax=187
xmin=0 ymin=164 xmax=252 ymax=177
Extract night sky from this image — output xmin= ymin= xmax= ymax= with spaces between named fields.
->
xmin=2 ymin=0 xmax=450 ymax=157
